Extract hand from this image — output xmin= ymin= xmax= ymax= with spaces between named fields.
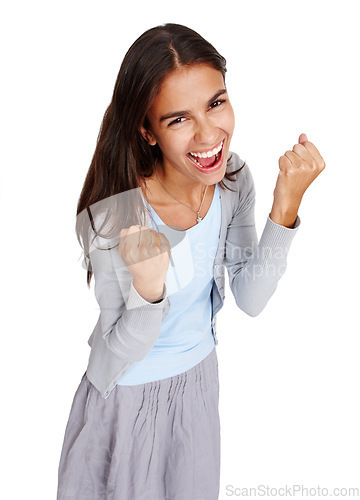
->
xmin=270 ymin=133 xmax=326 ymax=227
xmin=117 ymin=225 xmax=171 ymax=302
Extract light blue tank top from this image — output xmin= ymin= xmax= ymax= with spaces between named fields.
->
xmin=117 ymin=183 xmax=221 ymax=385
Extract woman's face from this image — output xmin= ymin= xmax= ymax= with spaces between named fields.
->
xmin=141 ymin=64 xmax=235 ymax=186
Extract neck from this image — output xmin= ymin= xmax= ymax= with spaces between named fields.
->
xmin=155 ymin=161 xmax=207 ymax=206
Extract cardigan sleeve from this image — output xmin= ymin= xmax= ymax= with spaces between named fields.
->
xmin=223 ymin=158 xmax=300 ymax=316
xmin=86 ymin=209 xmax=171 ymax=363
xmin=91 ymin=269 xmax=170 ymax=362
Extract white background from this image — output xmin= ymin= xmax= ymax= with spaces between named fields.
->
xmin=1 ymin=1 xmax=359 ymax=498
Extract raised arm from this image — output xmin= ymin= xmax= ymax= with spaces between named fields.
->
xmin=89 ymin=224 xmax=171 ymax=363
xmin=224 ymin=136 xmax=325 ymax=317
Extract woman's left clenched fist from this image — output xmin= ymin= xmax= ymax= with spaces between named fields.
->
xmin=270 ymin=133 xmax=326 ymax=227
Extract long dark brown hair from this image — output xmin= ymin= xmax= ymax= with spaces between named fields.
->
xmin=76 ymin=23 xmax=244 ymax=286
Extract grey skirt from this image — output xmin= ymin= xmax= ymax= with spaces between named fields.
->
xmin=57 ymin=347 xmax=220 ymax=500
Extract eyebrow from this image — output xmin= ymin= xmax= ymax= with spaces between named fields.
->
xmin=159 ymin=88 xmax=228 ymax=123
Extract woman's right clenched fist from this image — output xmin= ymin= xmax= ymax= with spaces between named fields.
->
xmin=117 ymin=225 xmax=171 ymax=302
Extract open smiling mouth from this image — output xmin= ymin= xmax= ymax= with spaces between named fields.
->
xmin=186 ymin=140 xmax=224 ymax=169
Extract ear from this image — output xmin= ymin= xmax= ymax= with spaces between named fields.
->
xmin=139 ymin=125 xmax=157 ymax=146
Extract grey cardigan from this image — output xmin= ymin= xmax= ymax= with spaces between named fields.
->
xmin=85 ymin=152 xmax=300 ymax=398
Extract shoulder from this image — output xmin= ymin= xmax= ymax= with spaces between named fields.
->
xmin=222 ymin=151 xmax=255 ymax=200
xmin=219 ymin=152 xmax=256 ymax=221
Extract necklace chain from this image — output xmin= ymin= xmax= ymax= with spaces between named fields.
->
xmin=154 ymin=166 xmax=208 ymax=224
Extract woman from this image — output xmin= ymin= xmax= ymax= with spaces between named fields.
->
xmin=57 ymin=23 xmax=325 ymax=500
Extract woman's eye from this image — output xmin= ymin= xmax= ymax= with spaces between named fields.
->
xmin=209 ymin=99 xmax=226 ymax=109
xmin=168 ymin=117 xmax=186 ymax=127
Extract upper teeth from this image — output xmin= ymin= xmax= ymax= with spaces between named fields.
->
xmin=190 ymin=141 xmax=223 ymax=158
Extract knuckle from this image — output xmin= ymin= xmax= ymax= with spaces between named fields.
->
xmin=293 ymin=144 xmax=303 ymax=153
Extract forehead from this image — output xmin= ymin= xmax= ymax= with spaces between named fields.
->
xmin=149 ymin=64 xmax=225 ymax=117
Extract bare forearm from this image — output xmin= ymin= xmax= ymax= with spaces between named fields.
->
xmin=269 ymin=199 xmax=301 ymax=228
xmin=133 ymin=281 xmax=166 ymax=303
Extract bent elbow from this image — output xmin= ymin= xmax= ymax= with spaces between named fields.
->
xmin=243 ymin=306 xmax=263 ymax=318
xmin=236 ymin=298 xmax=267 ymax=317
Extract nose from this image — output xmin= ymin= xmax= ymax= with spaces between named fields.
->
xmin=193 ymin=115 xmax=218 ymax=145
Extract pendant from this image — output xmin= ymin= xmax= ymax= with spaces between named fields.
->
xmin=196 ymin=212 xmax=202 ymax=223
